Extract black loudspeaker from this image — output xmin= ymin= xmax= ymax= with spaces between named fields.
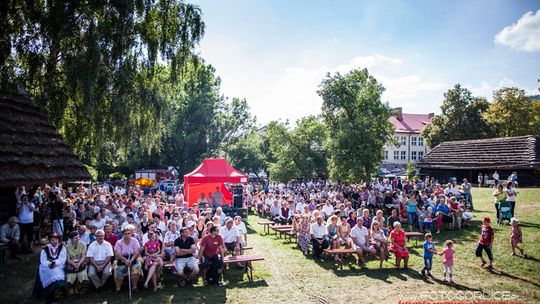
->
xmin=233 ymin=195 xmax=243 ymax=208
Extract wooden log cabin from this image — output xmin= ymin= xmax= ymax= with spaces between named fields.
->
xmin=416 ymin=135 xmax=540 ymax=187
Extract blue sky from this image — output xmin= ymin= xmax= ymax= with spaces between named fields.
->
xmin=193 ymin=0 xmax=540 ymax=125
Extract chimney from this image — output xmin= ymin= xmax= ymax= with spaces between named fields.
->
xmin=428 ymin=112 xmax=434 ymax=118
xmin=394 ymin=107 xmax=403 ymax=121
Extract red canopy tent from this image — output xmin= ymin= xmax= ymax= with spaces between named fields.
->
xmin=184 ymin=158 xmax=248 ymax=206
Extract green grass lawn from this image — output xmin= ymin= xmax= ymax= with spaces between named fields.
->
xmin=2 ymin=188 xmax=539 ymax=304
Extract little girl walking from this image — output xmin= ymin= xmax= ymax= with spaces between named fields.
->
xmin=439 ymin=240 xmax=455 ymax=283
xmin=510 ymin=218 xmax=525 ymax=256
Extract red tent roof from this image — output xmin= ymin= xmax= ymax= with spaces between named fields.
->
xmin=184 ymin=158 xmax=248 ymax=184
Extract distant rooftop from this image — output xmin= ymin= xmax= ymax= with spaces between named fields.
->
xmin=390 ymin=108 xmax=433 ymax=133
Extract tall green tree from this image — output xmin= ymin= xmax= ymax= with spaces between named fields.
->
xmin=318 ymin=68 xmax=393 ymax=181
xmin=0 ymin=0 xmax=205 ymax=171
xmin=264 ymin=117 xmax=327 ymax=181
xmin=422 ymin=84 xmax=492 ymax=148
xmin=484 ymin=87 xmax=540 ymax=137
xmin=227 ymin=131 xmax=266 ymax=176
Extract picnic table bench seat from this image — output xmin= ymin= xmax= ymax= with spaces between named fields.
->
xmin=405 ymin=231 xmax=424 ymax=246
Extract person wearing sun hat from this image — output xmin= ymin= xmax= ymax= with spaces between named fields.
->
xmin=33 ymin=232 xmax=67 ymax=302
xmin=476 ymin=217 xmax=494 ymax=269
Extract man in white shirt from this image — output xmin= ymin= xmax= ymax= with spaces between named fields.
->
xmin=269 ymin=200 xmax=281 ymax=222
xmin=220 ymin=217 xmax=241 ymax=256
xmin=322 ymin=201 xmax=335 ymax=220
xmin=295 ymin=198 xmax=306 ymax=214
xmin=86 ymin=230 xmax=113 ymax=290
xmin=310 ymin=215 xmax=329 ymax=259
xmin=351 ymin=221 xmax=375 ymax=266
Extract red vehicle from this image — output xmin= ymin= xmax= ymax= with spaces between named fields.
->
xmin=135 ymin=168 xmax=178 ymax=181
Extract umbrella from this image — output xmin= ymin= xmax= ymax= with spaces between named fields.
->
xmin=133 ymin=177 xmax=155 ymax=187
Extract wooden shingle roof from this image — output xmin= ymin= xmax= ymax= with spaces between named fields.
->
xmin=416 ymin=135 xmax=540 ymax=170
xmin=0 ymin=91 xmax=91 ymax=187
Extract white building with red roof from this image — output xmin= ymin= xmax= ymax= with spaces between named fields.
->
xmin=382 ymin=108 xmax=433 ymax=169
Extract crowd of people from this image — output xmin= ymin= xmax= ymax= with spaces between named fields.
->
xmin=252 ymin=176 xmax=524 ymax=277
xmin=0 ymin=173 xmax=526 ymax=303
xmin=1 ymin=183 xmax=249 ymax=303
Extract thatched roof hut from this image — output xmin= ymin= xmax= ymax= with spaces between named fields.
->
xmin=0 ymin=91 xmax=91 ymax=187
xmin=417 ymin=135 xmax=540 ymax=186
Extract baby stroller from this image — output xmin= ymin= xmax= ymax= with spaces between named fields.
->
xmin=498 ymin=201 xmax=512 ymax=225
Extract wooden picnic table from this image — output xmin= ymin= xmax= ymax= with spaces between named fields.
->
xmin=270 ymin=225 xmax=293 ymax=237
xmin=258 ymin=221 xmax=275 ymax=234
xmin=223 ymin=255 xmax=265 ymax=281
xmin=405 ymin=231 xmax=424 ymax=246
xmin=323 ymin=248 xmax=356 ymax=269
xmin=273 ymin=227 xmax=294 ymax=239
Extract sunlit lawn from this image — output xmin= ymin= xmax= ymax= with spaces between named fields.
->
xmin=2 ymin=188 xmax=539 ymax=304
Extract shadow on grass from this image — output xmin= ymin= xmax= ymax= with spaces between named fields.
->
xmin=519 ymin=222 xmax=540 ymax=229
xmin=488 ymin=268 xmax=540 ymax=288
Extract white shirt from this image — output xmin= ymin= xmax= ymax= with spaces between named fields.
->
xmin=91 ymin=218 xmax=106 ymax=230
xmin=322 ymin=204 xmax=334 ymax=217
xmin=235 ymin=222 xmax=247 ymax=236
xmin=86 ymin=240 xmax=114 ymax=261
xmin=220 ymin=225 xmax=239 ymax=243
xmin=310 ymin=222 xmax=327 ymax=239
xmin=164 ymin=230 xmax=180 ymax=249
xmin=18 ymin=201 xmax=35 ymax=224
xmin=350 ymin=225 xmax=370 ymax=246
xmin=295 ymin=202 xmax=306 ymax=213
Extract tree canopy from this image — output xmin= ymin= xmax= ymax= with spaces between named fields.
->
xmin=318 ymin=68 xmax=394 ymax=181
xmin=422 ymin=84 xmax=492 ymax=148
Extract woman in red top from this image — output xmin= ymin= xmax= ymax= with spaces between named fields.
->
xmin=389 ymin=222 xmax=409 ymax=269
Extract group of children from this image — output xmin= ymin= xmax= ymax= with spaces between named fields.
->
xmin=421 ymin=216 xmax=525 ymax=284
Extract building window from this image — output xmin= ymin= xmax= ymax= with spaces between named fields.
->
xmin=418 ymin=151 xmax=424 ymax=159
xmin=400 ymin=151 xmax=406 ymax=160
xmin=394 ymin=151 xmax=399 ymax=160
xmin=384 ymin=150 xmax=388 ymax=160
xmin=400 ymin=136 xmax=407 ymax=146
xmin=418 ymin=137 xmax=424 ymax=146
xmin=411 ymin=151 xmax=417 ymax=160
xmin=411 ymin=137 xmax=417 ymax=146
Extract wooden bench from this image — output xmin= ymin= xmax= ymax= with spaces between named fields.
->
xmin=223 ymin=255 xmax=265 ymax=281
xmin=273 ymin=226 xmax=293 ymax=239
xmin=405 ymin=231 xmax=424 ymax=246
xmin=285 ymin=230 xmax=297 ymax=243
xmin=258 ymin=221 xmax=275 ymax=234
xmin=270 ymin=224 xmax=292 ymax=236
xmin=323 ymin=248 xmax=356 ymax=269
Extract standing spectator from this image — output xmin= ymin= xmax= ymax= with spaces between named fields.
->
xmin=17 ymin=193 xmax=35 ymax=253
xmin=505 ymin=181 xmax=517 ymax=217
xmin=310 ymin=215 xmax=329 ymax=259
xmin=213 ymin=187 xmax=224 ymax=207
xmin=477 ymin=173 xmax=483 ymax=188
xmin=461 ymin=178 xmax=473 ymax=210
xmin=0 ymin=216 xmax=21 ymax=259
xmin=50 ymin=193 xmax=65 ymax=238
xmin=492 ymin=171 xmax=499 ymax=188
xmin=87 ymin=230 xmax=113 ymax=291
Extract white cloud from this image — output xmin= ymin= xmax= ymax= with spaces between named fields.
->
xmin=494 ymin=10 xmax=540 ymax=52
xmin=246 ymin=54 xmax=445 ymax=125
xmin=468 ymin=77 xmax=537 ymax=99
